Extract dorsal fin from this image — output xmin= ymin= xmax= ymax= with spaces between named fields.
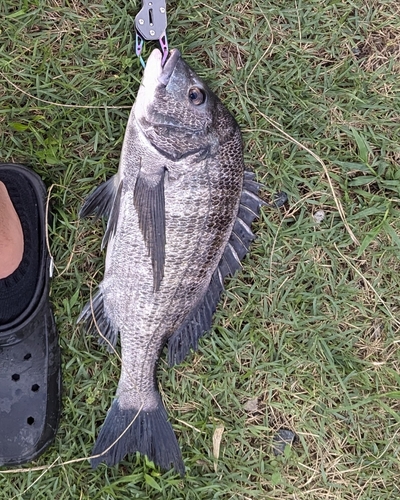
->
xmin=167 ymin=170 xmax=264 ymax=366
xmin=218 ymin=171 xmax=264 ymax=279
xmin=167 ymin=270 xmax=224 ymax=366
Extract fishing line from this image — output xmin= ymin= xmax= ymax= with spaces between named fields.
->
xmin=0 ymin=71 xmax=133 ymax=110
xmin=0 ymin=404 xmax=145 ymax=475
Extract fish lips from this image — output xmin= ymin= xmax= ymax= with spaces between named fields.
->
xmin=157 ymin=49 xmax=181 ymax=86
xmin=135 ymin=49 xmax=180 ymax=124
xmin=139 ymin=48 xmax=180 ymax=92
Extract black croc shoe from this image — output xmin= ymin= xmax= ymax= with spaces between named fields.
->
xmin=0 ymin=163 xmax=61 ymax=466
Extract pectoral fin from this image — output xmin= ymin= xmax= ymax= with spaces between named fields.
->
xmin=134 ymin=168 xmax=166 ymax=292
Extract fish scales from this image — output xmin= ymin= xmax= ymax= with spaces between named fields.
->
xmin=107 ymin=109 xmax=242 ymax=405
xmin=79 ymin=48 xmax=264 ymax=474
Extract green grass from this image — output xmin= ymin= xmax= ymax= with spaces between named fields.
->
xmin=1 ymin=0 xmax=400 ymax=498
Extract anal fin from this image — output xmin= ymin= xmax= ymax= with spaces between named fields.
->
xmin=78 ymin=290 xmax=119 ymax=352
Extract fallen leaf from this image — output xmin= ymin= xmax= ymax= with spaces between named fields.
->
xmin=244 ymin=397 xmax=259 ymax=413
xmin=213 ymin=424 xmax=225 ymax=472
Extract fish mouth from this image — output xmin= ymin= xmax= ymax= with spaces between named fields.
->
xmin=158 ymin=49 xmax=181 ymax=86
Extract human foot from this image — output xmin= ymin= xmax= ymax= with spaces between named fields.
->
xmin=0 ymin=181 xmax=24 ymax=279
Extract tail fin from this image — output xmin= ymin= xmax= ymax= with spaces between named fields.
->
xmin=90 ymin=397 xmax=185 ymax=475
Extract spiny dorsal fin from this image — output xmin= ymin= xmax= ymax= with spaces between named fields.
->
xmin=218 ymin=171 xmax=264 ymax=279
xmin=167 ymin=170 xmax=264 ymax=366
xmin=134 ymin=168 xmax=166 ymax=292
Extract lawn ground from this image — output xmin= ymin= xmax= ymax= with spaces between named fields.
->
xmin=1 ymin=0 xmax=400 ymax=498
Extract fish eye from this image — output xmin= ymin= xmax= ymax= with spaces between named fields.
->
xmin=188 ymin=87 xmax=206 ymax=106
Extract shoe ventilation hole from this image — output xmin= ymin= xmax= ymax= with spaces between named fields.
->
xmin=27 ymin=417 xmax=34 ymax=425
xmin=11 ymin=374 xmax=20 ymax=381
xmin=24 ymin=353 xmax=32 ymax=360
xmin=31 ymin=384 xmax=40 ymax=392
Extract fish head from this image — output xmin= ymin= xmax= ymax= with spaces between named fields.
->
xmin=135 ymin=49 xmax=238 ymax=161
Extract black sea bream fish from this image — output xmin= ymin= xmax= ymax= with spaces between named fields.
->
xmin=79 ymin=48 xmax=263 ymax=474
